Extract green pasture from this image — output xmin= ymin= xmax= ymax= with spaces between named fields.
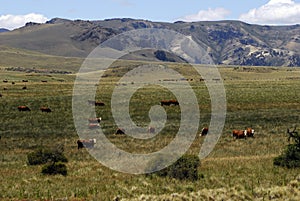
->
xmin=0 ymin=63 xmax=300 ymax=200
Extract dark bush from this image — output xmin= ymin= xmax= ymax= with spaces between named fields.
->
xmin=274 ymin=128 xmax=300 ymax=168
xmin=168 ymin=155 xmax=200 ymax=181
xmin=274 ymin=144 xmax=300 ymax=168
xmin=149 ymin=154 xmax=201 ymax=181
xmin=41 ymin=162 xmax=67 ymax=176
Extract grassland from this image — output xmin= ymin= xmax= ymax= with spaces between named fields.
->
xmin=1 ymin=63 xmax=300 ymax=200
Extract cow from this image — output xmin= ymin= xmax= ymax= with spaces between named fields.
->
xmin=3 ymin=87 xmax=7 ymax=90
xmin=22 ymin=80 xmax=28 ymax=82
xmin=77 ymin=139 xmax=96 ymax=149
xmin=18 ymin=106 xmax=31 ymax=111
xmin=41 ymin=80 xmax=48 ymax=83
xmin=95 ymin=101 xmax=105 ymax=106
xmin=200 ymin=127 xmax=209 ymax=136
xmin=88 ymin=123 xmax=100 ymax=129
xmin=3 ymin=80 xmax=8 ymax=83
xmin=245 ymin=128 xmax=255 ymax=137
xmin=161 ymin=99 xmax=179 ymax=106
xmin=40 ymin=107 xmax=52 ymax=113
xmin=161 ymin=100 xmax=171 ymax=106
xmin=0 ymin=94 xmax=2 ymax=98
xmin=22 ymin=86 xmax=27 ymax=90
xmin=88 ymin=117 xmax=101 ymax=123
xmin=88 ymin=100 xmax=105 ymax=106
xmin=148 ymin=126 xmax=155 ymax=134
xmin=115 ymin=128 xmax=125 ymax=135
xmin=232 ymin=129 xmax=247 ymax=139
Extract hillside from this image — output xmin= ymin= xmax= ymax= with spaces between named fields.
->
xmin=0 ymin=28 xmax=9 ymax=33
xmin=0 ymin=18 xmax=300 ymax=66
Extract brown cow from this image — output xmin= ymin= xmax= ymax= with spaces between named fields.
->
xmin=40 ymin=107 xmax=52 ymax=113
xmin=200 ymin=127 xmax=209 ymax=136
xmin=77 ymin=139 xmax=96 ymax=149
xmin=245 ymin=128 xmax=255 ymax=137
xmin=88 ymin=117 xmax=101 ymax=123
xmin=18 ymin=106 xmax=31 ymax=111
xmin=232 ymin=129 xmax=246 ymax=139
xmin=88 ymin=123 xmax=100 ymax=129
xmin=115 ymin=128 xmax=125 ymax=135
xmin=161 ymin=99 xmax=179 ymax=106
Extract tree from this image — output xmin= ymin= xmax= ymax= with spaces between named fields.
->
xmin=274 ymin=127 xmax=300 ymax=168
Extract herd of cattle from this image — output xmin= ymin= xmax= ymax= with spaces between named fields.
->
xmin=1 ymin=79 xmax=255 ymax=150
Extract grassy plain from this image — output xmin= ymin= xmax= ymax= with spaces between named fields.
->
xmin=0 ymin=63 xmax=300 ymax=200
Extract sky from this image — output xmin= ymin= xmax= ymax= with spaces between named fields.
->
xmin=1 ymin=0 xmax=300 ymax=30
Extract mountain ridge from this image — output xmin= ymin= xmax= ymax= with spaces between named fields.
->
xmin=0 ymin=18 xmax=300 ymax=66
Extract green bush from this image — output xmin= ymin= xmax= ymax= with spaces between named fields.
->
xmin=274 ymin=144 xmax=300 ymax=168
xmin=27 ymin=148 xmax=68 ymax=165
xmin=41 ymin=162 xmax=67 ymax=176
xmin=149 ymin=154 xmax=201 ymax=181
xmin=274 ymin=129 xmax=300 ymax=168
xmin=168 ymin=155 xmax=200 ymax=181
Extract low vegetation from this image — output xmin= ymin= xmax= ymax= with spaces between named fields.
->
xmin=274 ymin=128 xmax=300 ymax=168
xmin=1 ymin=63 xmax=300 ymax=200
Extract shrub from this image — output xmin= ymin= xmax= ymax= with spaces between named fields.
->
xmin=274 ymin=144 xmax=300 ymax=168
xmin=274 ymin=128 xmax=300 ymax=168
xmin=41 ymin=162 xmax=67 ymax=176
xmin=149 ymin=154 xmax=201 ymax=181
xmin=168 ymin=154 xmax=200 ymax=181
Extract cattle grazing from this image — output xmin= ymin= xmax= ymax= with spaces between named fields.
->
xmin=22 ymin=80 xmax=28 ymax=82
xmin=161 ymin=99 xmax=179 ymax=106
xmin=232 ymin=129 xmax=246 ymax=139
xmin=245 ymin=128 xmax=255 ymax=137
xmin=3 ymin=87 xmax=8 ymax=90
xmin=115 ymin=128 xmax=125 ymax=135
xmin=95 ymin=101 xmax=105 ymax=106
xmin=88 ymin=117 xmax=101 ymax=123
xmin=0 ymin=94 xmax=2 ymax=98
xmin=3 ymin=80 xmax=8 ymax=83
xmin=232 ymin=128 xmax=255 ymax=139
xmin=11 ymin=82 xmax=15 ymax=85
xmin=88 ymin=123 xmax=100 ymax=129
xmin=200 ymin=127 xmax=209 ymax=136
xmin=22 ymin=86 xmax=27 ymax=90
xmin=40 ymin=107 xmax=52 ymax=113
xmin=88 ymin=100 xmax=105 ymax=106
xmin=148 ymin=126 xmax=155 ymax=134
xmin=41 ymin=80 xmax=48 ymax=83
xmin=77 ymin=139 xmax=96 ymax=149
xmin=18 ymin=106 xmax=31 ymax=111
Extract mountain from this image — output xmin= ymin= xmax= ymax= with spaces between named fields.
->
xmin=0 ymin=28 xmax=9 ymax=33
xmin=0 ymin=18 xmax=300 ymax=66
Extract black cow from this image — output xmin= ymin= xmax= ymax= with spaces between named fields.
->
xmin=77 ymin=139 xmax=96 ymax=149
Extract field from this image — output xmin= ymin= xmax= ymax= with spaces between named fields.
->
xmin=1 ymin=62 xmax=300 ymax=200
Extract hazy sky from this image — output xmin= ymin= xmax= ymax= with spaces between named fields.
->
xmin=1 ymin=0 xmax=300 ymax=30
